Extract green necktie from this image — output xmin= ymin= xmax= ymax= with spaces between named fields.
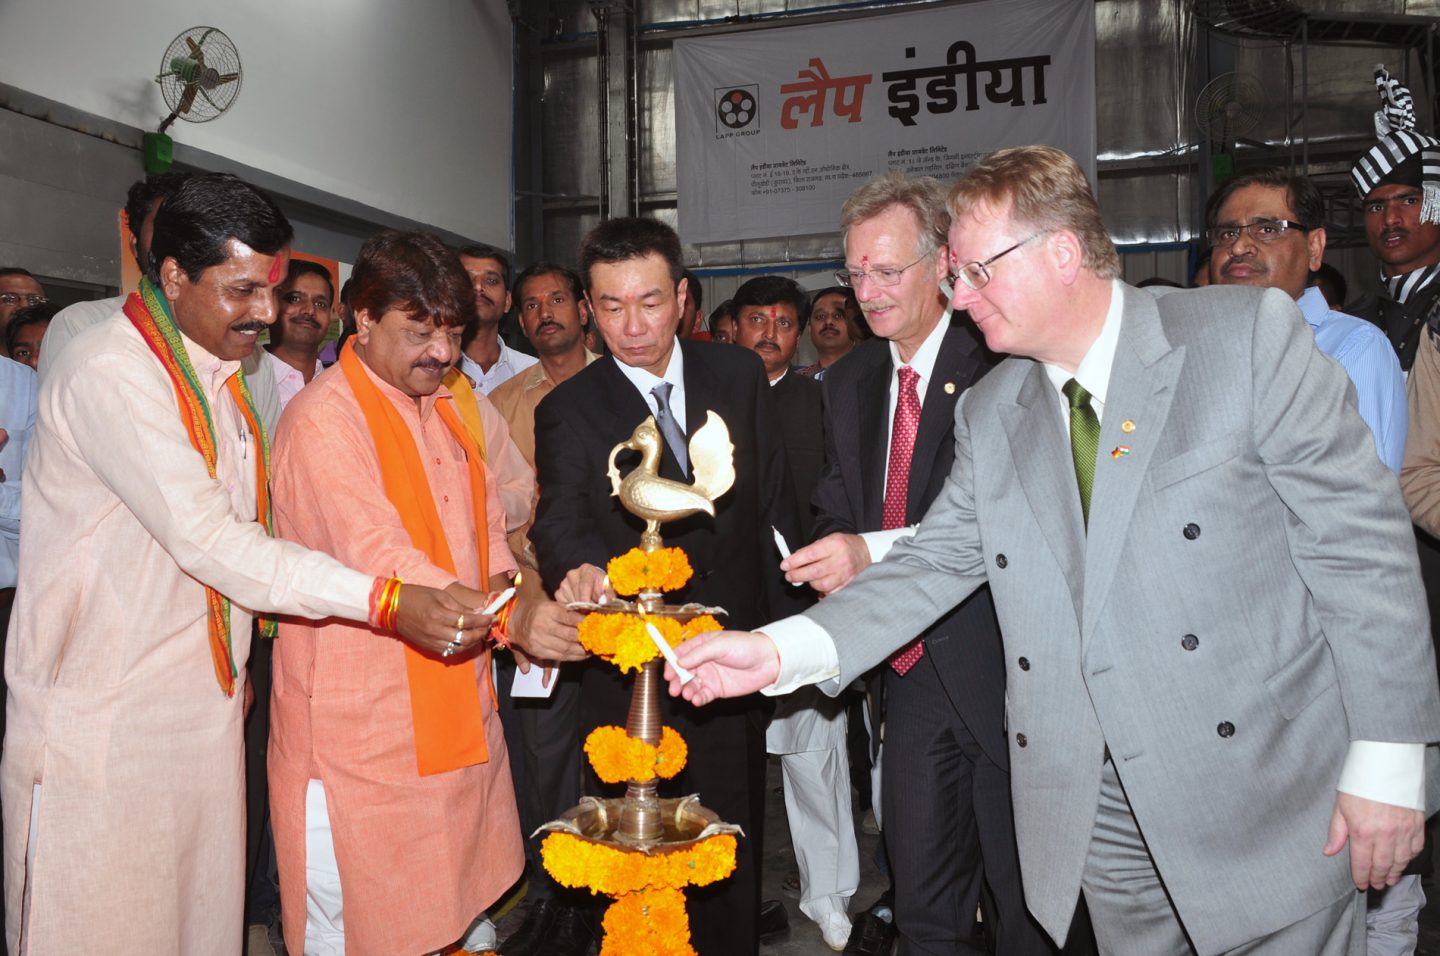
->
xmin=1063 ymin=378 xmax=1099 ymax=527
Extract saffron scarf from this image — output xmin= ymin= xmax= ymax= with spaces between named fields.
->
xmin=441 ymin=366 xmax=489 ymax=462
xmin=339 ymin=342 xmax=491 ymax=776
xmin=123 ymin=278 xmax=274 ymax=698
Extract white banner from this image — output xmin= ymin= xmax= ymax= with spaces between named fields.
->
xmin=675 ymin=0 xmax=1096 ymax=244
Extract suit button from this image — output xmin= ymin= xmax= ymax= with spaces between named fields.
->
xmin=1183 ymin=523 xmax=1201 ymax=540
xmin=1217 ymin=721 xmax=1235 ymax=738
xmin=995 ymin=553 xmax=1008 ymax=568
xmin=1018 ymin=656 xmax=1030 ymax=671
xmin=1016 ymin=732 xmax=1028 ymax=747
xmin=1181 ymin=634 xmax=1198 ymax=651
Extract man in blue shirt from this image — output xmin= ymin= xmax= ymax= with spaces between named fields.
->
xmin=1208 ymin=168 xmax=1407 ymax=472
xmin=1208 ymin=167 xmax=1415 ymax=952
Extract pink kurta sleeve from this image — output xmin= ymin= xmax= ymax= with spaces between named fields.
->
xmin=476 ymin=391 xmax=536 ymax=533
xmin=481 ymin=442 xmax=518 ymax=580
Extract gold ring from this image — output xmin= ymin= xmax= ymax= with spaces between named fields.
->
xmin=457 ymin=614 xmax=465 ymax=630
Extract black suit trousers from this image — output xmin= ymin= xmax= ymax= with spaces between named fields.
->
xmin=884 ymin=652 xmax=1058 ymax=956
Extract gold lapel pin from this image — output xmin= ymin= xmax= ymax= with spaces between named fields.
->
xmin=1121 ymin=419 xmax=1136 ymax=433
xmin=943 ymin=382 xmax=956 ymax=395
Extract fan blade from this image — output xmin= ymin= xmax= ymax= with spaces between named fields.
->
xmin=177 ymin=84 xmax=198 ymax=115
xmin=185 ymin=36 xmax=203 ymax=59
xmin=215 ymin=73 xmax=239 ymax=84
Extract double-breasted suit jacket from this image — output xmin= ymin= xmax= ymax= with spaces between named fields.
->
xmin=802 ymin=283 xmax=1440 ymax=954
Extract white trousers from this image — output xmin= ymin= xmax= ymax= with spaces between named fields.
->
xmin=304 ymin=779 xmax=346 ymax=956
xmin=768 ymin=688 xmax=859 ymax=924
xmin=303 ymin=778 xmax=486 ymax=956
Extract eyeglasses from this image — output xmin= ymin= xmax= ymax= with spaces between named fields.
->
xmin=0 ymin=293 xmax=47 ymax=308
xmin=1206 ymin=219 xmax=1311 ymax=248
xmin=836 ymin=252 xmax=932 ymax=289
xmin=949 ymin=233 xmax=1043 ymax=291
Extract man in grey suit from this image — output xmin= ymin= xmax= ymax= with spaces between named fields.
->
xmin=669 ymin=145 xmax=1440 ymax=955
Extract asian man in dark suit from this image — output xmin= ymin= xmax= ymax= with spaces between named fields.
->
xmin=529 ymin=217 xmax=806 ymax=956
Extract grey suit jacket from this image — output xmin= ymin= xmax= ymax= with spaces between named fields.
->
xmin=804 ymin=282 xmax=1440 ymax=953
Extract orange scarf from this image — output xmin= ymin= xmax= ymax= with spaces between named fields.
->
xmin=339 ymin=342 xmax=491 ymax=775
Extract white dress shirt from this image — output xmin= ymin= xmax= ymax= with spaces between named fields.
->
xmin=263 ymin=350 xmax=324 ymax=411
xmin=459 ymin=338 xmax=540 ymax=396
xmin=611 ymin=340 xmax=687 ymax=432
xmin=857 ymin=310 xmax=953 ymax=562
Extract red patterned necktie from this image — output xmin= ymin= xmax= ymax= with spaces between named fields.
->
xmin=885 ymin=366 xmax=925 ymax=676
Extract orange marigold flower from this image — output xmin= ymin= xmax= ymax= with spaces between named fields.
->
xmin=542 ymin=832 xmax=738 ymax=897
xmin=680 ymin=615 xmax=722 ymax=641
xmin=585 ymin=725 xmax=689 ymax=783
xmin=607 ymin=547 xmax=695 ymax=596
xmin=600 ymin=888 xmax=696 ymax=956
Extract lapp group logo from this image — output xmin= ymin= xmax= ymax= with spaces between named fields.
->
xmin=715 ymin=86 xmax=759 ymax=135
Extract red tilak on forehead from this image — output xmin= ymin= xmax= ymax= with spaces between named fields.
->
xmin=769 ymin=306 xmax=777 ymax=318
xmin=268 ymin=251 xmax=291 ymax=285
xmin=861 ymin=255 xmax=869 ymax=268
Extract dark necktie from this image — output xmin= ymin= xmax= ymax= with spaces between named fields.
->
xmin=651 ymin=382 xmax=688 ymax=477
xmin=885 ymin=367 xmax=925 ymax=676
xmin=1063 ymin=378 xmax=1099 ymax=528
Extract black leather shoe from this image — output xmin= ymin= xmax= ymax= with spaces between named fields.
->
xmin=759 ymin=898 xmax=790 ymax=943
xmin=500 ymin=898 xmax=591 ymax=956
xmin=549 ymin=903 xmax=597 ymax=956
xmin=843 ymin=909 xmax=897 ymax=955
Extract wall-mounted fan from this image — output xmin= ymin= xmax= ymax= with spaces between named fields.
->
xmin=144 ymin=26 xmax=243 ymax=173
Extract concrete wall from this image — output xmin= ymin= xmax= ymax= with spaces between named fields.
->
xmin=0 ymin=0 xmax=512 ymax=249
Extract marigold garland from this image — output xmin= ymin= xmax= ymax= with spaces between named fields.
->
xmin=585 ymin=725 xmax=689 ymax=783
xmin=600 ymin=887 xmax=696 ymax=956
xmin=541 ymin=831 xmax=738 ymax=898
xmin=607 ymin=546 xmax=693 ymax=595
xmin=577 ymin=613 xmax=721 ymax=673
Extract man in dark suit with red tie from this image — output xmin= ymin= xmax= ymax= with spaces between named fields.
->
xmin=787 ymin=173 xmax=1071 ymax=955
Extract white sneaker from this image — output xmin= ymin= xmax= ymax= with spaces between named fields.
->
xmin=818 ymin=912 xmax=852 ymax=952
xmin=458 ymin=916 xmax=498 ymax=953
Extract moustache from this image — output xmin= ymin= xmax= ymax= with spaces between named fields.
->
xmin=754 ymin=341 xmax=780 ymax=351
xmin=412 ymin=359 xmax=448 ymax=372
xmin=1220 ymin=256 xmax=1264 ymax=277
xmin=537 ymin=320 xmax=563 ymax=333
xmin=1381 ymin=229 xmax=1409 ymax=243
xmin=815 ymin=324 xmax=841 ymax=335
xmin=289 ymin=314 xmax=321 ymax=328
xmin=232 ymin=321 xmax=268 ymax=333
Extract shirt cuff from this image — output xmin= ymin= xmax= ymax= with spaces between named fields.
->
xmin=860 ymin=527 xmax=915 ymax=563
xmin=760 ymin=615 xmax=840 ymax=696
xmin=1336 ymin=741 xmax=1425 ymax=811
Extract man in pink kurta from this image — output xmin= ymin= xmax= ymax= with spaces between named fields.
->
xmin=268 ymin=230 xmax=524 ymax=956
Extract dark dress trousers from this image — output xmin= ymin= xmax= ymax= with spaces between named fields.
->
xmin=815 ymin=321 xmax=1072 ymax=954
xmin=531 ymin=340 xmax=807 ymax=956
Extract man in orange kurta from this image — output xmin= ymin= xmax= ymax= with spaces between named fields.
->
xmin=268 ymin=231 xmax=524 ymax=956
